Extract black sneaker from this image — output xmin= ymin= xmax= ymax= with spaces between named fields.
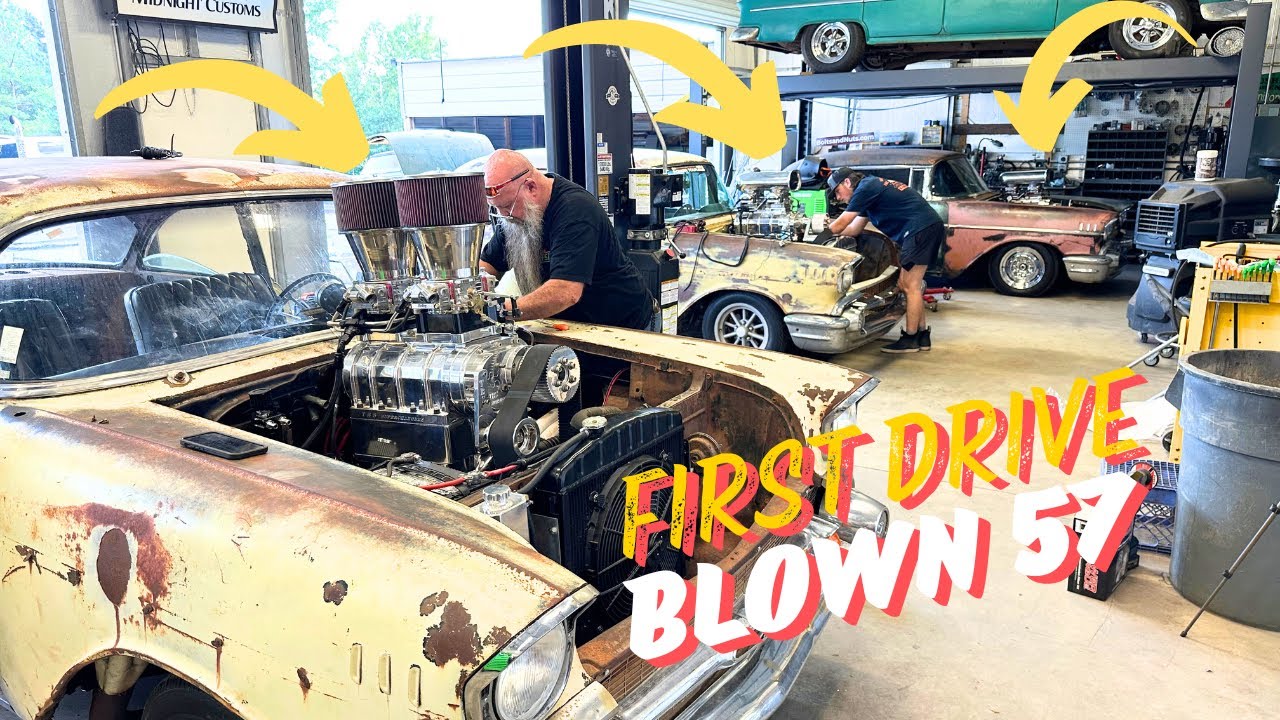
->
xmin=881 ymin=331 xmax=922 ymax=354
xmin=918 ymin=327 xmax=931 ymax=352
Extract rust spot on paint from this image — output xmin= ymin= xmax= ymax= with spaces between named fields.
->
xmin=65 ymin=567 xmax=82 ymax=586
xmin=15 ymin=545 xmax=36 ymax=565
xmin=422 ymin=602 xmax=482 ymax=668
xmin=322 ymin=580 xmax=348 ymax=605
xmin=484 ymin=626 xmax=512 ymax=647
xmin=49 ymin=504 xmax=173 ymax=603
xmin=799 ymin=384 xmax=836 ymax=403
xmin=417 ymin=712 xmax=449 ymax=720
xmin=455 ymin=671 xmax=468 ymax=701
xmin=297 ymin=668 xmax=312 ymax=699
xmin=96 ymin=529 xmax=130 ymax=606
xmin=212 ymin=637 xmax=224 ymax=688
xmin=419 ymin=591 xmax=448 ymax=617
xmin=725 ymin=363 xmax=765 ymax=379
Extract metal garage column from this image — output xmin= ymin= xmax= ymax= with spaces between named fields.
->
xmin=541 ymin=0 xmax=634 ymax=237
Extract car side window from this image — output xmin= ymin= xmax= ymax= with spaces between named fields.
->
xmin=0 ymin=215 xmax=137 ymax=267
xmin=665 ymin=166 xmax=731 ymax=222
xmin=931 ymin=161 xmax=969 ymax=198
xmin=143 ymin=206 xmax=254 ymax=275
xmin=871 ymin=167 xmax=912 ymax=185
xmin=909 ymin=169 xmax=926 ymax=194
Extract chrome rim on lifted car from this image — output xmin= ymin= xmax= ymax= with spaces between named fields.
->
xmin=999 ymin=247 xmax=1047 ymax=291
xmin=810 ymin=22 xmax=852 ymax=63
xmin=713 ymin=302 xmax=771 ymax=348
xmin=1122 ymin=2 xmax=1177 ymax=51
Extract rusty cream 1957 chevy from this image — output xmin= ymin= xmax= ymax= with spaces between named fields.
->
xmin=0 ymin=157 xmax=887 ymax=720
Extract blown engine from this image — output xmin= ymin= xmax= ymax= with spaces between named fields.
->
xmin=331 ymin=174 xmax=582 ymax=478
xmin=327 ymin=174 xmax=686 ymax=637
xmin=734 ymin=170 xmax=812 ymax=243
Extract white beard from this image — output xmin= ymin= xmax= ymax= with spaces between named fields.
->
xmin=501 ymin=199 xmax=546 ymax=296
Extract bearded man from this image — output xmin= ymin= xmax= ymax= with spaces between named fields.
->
xmin=477 ymin=149 xmax=655 ymax=330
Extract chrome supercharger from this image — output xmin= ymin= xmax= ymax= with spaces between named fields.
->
xmin=331 ymin=173 xmax=582 ymax=472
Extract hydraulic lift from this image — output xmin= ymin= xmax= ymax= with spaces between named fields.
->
xmin=776 ymin=2 xmax=1272 ymax=180
xmin=540 ymin=0 xmax=681 ymax=335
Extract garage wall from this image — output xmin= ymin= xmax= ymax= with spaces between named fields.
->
xmin=51 ymin=0 xmax=311 ymax=160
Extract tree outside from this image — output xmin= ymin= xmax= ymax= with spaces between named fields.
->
xmin=303 ymin=0 xmax=445 ymax=137
xmin=0 ymin=0 xmax=60 ymax=137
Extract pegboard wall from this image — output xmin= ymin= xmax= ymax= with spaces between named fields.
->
xmin=1056 ymin=85 xmax=1236 ymax=182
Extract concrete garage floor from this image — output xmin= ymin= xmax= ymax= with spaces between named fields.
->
xmin=9 ymin=272 xmax=1280 ymax=720
xmin=775 ymin=271 xmax=1280 ymax=720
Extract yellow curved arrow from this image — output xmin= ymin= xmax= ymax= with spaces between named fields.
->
xmin=526 ymin=19 xmax=785 ymax=160
xmin=997 ymin=2 xmax=1195 ymax=152
xmin=95 ymin=59 xmax=368 ymax=173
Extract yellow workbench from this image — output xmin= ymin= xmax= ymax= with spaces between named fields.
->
xmin=1171 ymin=241 xmax=1280 ymax=461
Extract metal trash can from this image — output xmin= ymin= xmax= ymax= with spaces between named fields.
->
xmin=1172 ymin=349 xmax=1280 ymax=630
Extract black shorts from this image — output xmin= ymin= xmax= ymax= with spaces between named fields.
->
xmin=897 ymin=223 xmax=945 ymax=271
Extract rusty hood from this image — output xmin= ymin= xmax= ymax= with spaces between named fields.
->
xmin=949 ymin=197 xmax=1118 ymax=234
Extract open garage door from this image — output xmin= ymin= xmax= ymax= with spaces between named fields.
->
xmin=630 ymin=0 xmax=737 ymax=28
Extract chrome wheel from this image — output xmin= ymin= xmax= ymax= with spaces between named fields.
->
xmin=998 ymin=247 xmax=1047 ymax=292
xmin=713 ymin=302 xmax=771 ymax=348
xmin=1122 ymin=2 xmax=1177 ymax=51
xmin=1209 ymin=27 xmax=1245 ymax=57
xmin=809 ymin=22 xmax=853 ymax=64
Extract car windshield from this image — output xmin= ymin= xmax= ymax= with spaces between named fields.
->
xmin=0 ymin=198 xmax=358 ymax=383
xmin=931 ymin=157 xmax=990 ymax=198
xmin=665 ymin=165 xmax=732 ymax=222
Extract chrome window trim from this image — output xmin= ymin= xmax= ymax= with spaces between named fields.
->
xmin=948 ymin=223 xmax=1104 ymax=238
xmin=0 ymin=329 xmax=340 ymax=400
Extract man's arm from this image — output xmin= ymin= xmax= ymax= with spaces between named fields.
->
xmin=838 ymin=215 xmax=870 ymax=237
xmin=507 ymin=279 xmax=584 ymax=320
xmin=829 ymin=210 xmax=863 ymax=235
xmin=480 ymin=260 xmax=500 ymax=276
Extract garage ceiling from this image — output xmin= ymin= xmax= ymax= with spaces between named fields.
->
xmin=631 ymin=0 xmax=738 ymax=28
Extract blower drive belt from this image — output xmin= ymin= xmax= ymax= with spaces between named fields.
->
xmin=490 ymin=344 xmax=559 ymax=466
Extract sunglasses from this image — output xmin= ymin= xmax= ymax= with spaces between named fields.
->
xmin=484 ymin=169 xmax=530 ymax=198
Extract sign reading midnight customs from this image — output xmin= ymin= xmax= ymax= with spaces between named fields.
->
xmin=110 ymin=0 xmax=279 ymax=33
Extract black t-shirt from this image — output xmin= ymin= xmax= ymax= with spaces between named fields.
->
xmin=834 ymin=175 xmax=943 ymax=240
xmin=481 ymin=175 xmax=654 ymax=330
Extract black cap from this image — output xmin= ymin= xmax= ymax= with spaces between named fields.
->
xmin=827 ymin=167 xmax=860 ymax=191
xmin=826 ymin=167 xmax=862 ymax=207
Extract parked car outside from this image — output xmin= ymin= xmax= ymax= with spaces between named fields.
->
xmin=459 ymin=148 xmax=906 ymax=354
xmin=732 ymin=0 xmax=1251 ymax=72
xmin=789 ymin=148 xmax=1128 ymax=297
xmin=0 ymin=156 xmax=882 ymax=720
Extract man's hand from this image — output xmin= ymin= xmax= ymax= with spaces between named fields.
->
xmin=829 ymin=209 xmax=863 ymax=236
xmin=506 ymin=279 xmax=584 ymax=321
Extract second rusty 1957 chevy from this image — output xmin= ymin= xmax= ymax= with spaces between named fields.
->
xmin=0 ymin=158 xmax=887 ymax=720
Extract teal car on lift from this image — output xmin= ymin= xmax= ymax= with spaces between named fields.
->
xmin=732 ymin=0 xmax=1251 ymax=72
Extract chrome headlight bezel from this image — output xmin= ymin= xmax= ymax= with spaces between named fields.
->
xmin=463 ymin=586 xmax=595 ymax=720
xmin=836 ymin=264 xmax=855 ymax=296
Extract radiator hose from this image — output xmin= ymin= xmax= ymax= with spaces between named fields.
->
xmin=521 ymin=417 xmax=609 ymax=494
